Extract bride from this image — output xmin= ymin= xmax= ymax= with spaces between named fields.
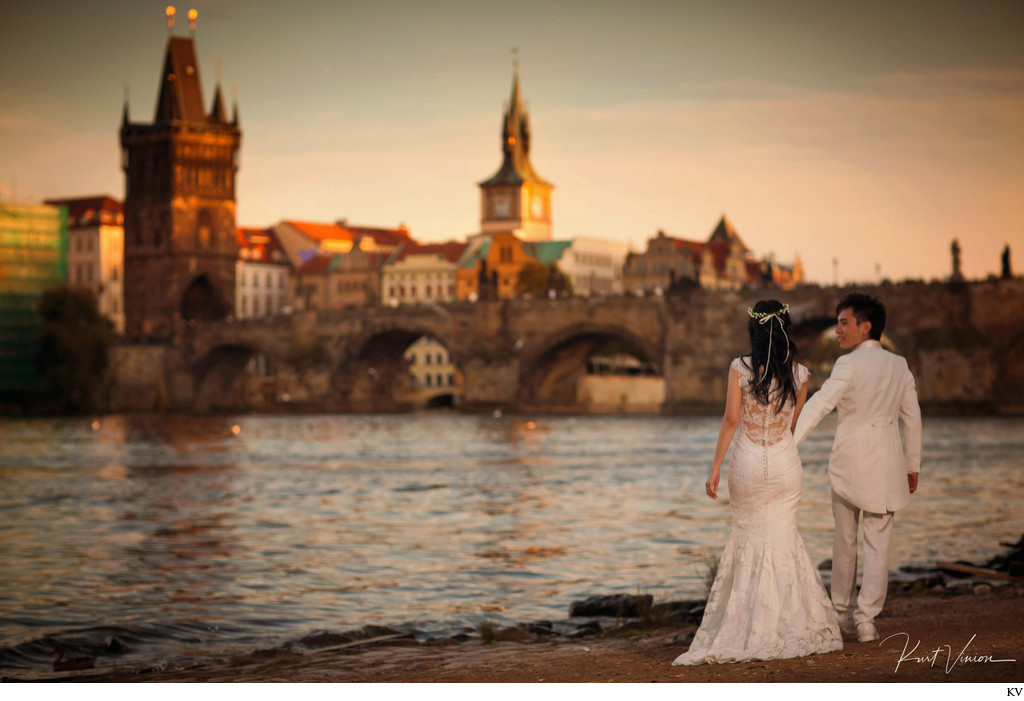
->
xmin=673 ymin=300 xmax=842 ymax=665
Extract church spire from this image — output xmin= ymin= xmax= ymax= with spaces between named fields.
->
xmin=481 ymin=60 xmax=550 ymax=187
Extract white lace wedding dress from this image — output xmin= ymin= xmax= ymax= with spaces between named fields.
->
xmin=673 ymin=358 xmax=842 ymax=665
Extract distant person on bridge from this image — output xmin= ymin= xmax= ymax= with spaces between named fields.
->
xmin=793 ymin=293 xmax=922 ymax=645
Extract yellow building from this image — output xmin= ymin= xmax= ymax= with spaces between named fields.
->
xmin=402 ymin=336 xmax=463 ymax=408
xmin=457 ymin=231 xmax=529 ymax=300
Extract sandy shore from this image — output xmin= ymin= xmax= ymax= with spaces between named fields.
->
xmin=51 ymin=580 xmax=1024 ymax=683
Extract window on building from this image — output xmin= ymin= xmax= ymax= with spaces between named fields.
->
xmin=436 ymin=373 xmax=443 ymax=387
xmin=425 ymin=374 xmax=432 ymax=387
xmin=280 ymin=273 xmax=286 ymax=289
xmin=86 ymin=265 xmax=93 ymax=283
xmin=112 ymin=265 xmax=119 ymax=281
xmin=87 ymin=237 xmax=94 ymax=252
xmin=448 ymin=373 xmax=455 ymax=386
xmin=254 ymin=272 xmax=259 ymax=288
xmin=266 ymin=272 xmax=272 ymax=288
xmin=425 ymin=354 xmax=432 ymax=365
xmin=436 ymin=353 xmax=443 ymax=364
xmin=254 ymin=298 xmax=261 ymax=316
xmin=242 ymin=297 xmax=248 ymax=315
xmin=408 ymin=353 xmax=416 ymax=364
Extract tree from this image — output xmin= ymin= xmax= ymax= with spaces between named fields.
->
xmin=34 ymin=285 xmax=115 ymax=413
xmin=515 ymin=261 xmax=574 ymax=297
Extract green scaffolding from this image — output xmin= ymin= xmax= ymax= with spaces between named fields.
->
xmin=0 ymin=202 xmax=68 ymax=393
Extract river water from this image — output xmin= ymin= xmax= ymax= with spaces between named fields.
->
xmin=1 ymin=413 xmax=1021 ymax=677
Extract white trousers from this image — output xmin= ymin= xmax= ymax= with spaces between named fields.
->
xmin=830 ymin=490 xmax=894 ymax=625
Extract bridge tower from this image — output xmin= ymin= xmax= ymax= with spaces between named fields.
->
xmin=478 ymin=60 xmax=553 ymax=242
xmin=120 ymin=23 xmax=241 ymax=340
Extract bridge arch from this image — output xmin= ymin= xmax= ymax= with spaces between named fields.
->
xmin=335 ymin=326 xmax=463 ymax=412
xmin=518 ymin=323 xmax=664 ymax=411
xmin=181 ymin=272 xmax=230 ymax=323
xmin=193 ymin=342 xmax=281 ymax=411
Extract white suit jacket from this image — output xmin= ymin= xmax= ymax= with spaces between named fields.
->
xmin=793 ymin=340 xmax=922 ymax=514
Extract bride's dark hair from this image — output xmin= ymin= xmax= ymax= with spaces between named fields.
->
xmin=743 ymin=299 xmax=799 ymax=410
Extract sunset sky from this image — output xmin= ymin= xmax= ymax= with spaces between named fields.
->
xmin=1 ymin=0 xmax=1021 ymax=284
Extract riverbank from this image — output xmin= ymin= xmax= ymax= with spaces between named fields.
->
xmin=40 ymin=578 xmax=1023 ymax=683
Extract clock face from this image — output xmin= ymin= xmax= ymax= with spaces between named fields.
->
xmin=531 ymin=196 xmax=544 ymax=219
xmin=494 ymin=197 xmax=510 ymax=218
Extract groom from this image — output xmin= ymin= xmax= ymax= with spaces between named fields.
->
xmin=793 ymin=293 xmax=922 ymax=643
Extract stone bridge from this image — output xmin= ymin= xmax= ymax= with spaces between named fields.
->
xmin=108 ymin=278 xmax=1024 ymax=414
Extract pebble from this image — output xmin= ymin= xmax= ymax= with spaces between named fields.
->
xmin=973 ymin=583 xmax=992 ymax=596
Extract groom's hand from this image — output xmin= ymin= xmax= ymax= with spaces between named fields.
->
xmin=907 ymin=473 xmax=918 ymax=493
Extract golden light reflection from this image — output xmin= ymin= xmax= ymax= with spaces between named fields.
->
xmin=97 ymin=464 xmax=128 ymax=480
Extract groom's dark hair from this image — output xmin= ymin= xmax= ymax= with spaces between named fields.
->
xmin=837 ymin=293 xmax=885 ymax=340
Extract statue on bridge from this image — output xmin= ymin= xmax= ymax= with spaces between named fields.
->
xmin=478 ymin=258 xmax=499 ymax=301
xmin=950 ymin=239 xmax=964 ymax=283
xmin=1002 ymin=245 xmax=1013 ymax=279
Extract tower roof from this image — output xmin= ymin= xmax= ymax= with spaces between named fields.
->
xmin=707 ymin=215 xmax=744 ymax=247
xmin=154 ymin=36 xmax=208 ymax=124
xmin=479 ymin=68 xmax=551 ymax=187
xmin=209 ymin=84 xmax=228 ymax=124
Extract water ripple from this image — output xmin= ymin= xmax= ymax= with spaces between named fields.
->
xmin=0 ymin=413 xmax=1020 ymax=677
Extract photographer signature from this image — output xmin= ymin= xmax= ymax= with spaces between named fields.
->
xmin=881 ymin=632 xmax=1017 ymax=674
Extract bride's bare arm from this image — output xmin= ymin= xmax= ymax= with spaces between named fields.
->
xmin=791 ymin=380 xmax=809 ymax=432
xmin=706 ymin=367 xmax=741 ymax=500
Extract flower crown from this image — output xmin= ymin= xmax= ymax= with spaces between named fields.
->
xmin=747 ymin=303 xmax=790 ymax=321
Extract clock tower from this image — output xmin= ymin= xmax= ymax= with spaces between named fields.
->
xmin=479 ymin=65 xmax=553 ymax=241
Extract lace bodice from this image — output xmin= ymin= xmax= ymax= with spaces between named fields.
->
xmin=732 ymin=357 xmax=809 ymax=446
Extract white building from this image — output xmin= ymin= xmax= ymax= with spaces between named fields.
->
xmin=382 ymin=241 xmax=466 ymax=305
xmin=236 ymin=227 xmax=290 ymax=318
xmin=45 ymin=195 xmax=125 ymax=333
xmin=558 ymin=237 xmax=631 ymax=296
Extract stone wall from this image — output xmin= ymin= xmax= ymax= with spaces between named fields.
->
xmin=578 ymin=376 xmax=665 ymax=413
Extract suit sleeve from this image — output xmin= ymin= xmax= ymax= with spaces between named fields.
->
xmin=899 ymin=370 xmax=922 ymax=474
xmin=793 ymin=355 xmax=852 ymax=446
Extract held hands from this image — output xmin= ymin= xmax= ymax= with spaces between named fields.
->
xmin=908 ymin=472 xmax=919 ymax=493
xmin=706 ymin=469 xmax=720 ymax=500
